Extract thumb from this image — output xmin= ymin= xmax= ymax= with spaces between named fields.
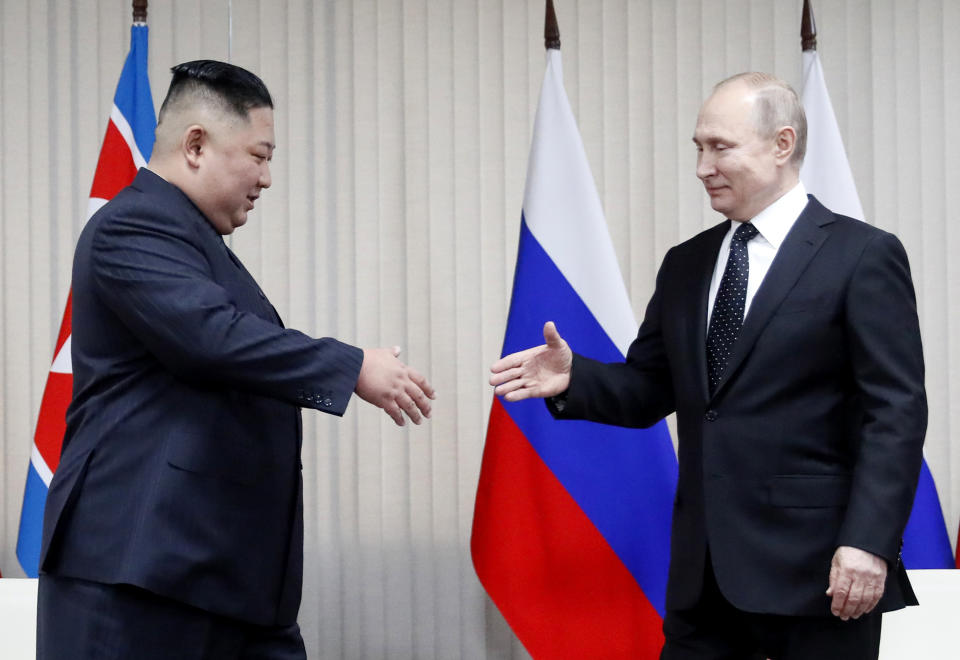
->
xmin=543 ymin=321 xmax=563 ymax=348
xmin=391 ymin=346 xmax=402 ymax=358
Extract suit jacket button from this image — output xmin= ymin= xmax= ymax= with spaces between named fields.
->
xmin=705 ymin=410 xmax=718 ymax=422
xmin=322 ymin=398 xmax=333 ymax=407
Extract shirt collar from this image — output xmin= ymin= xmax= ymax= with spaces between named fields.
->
xmin=745 ymin=181 xmax=808 ymax=249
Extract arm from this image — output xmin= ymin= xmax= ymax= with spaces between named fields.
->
xmin=90 ymin=209 xmax=433 ymax=423
xmin=828 ymin=232 xmax=927 ymax=619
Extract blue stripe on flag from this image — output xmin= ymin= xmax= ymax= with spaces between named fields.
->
xmin=901 ymin=458 xmax=954 ymax=568
xmin=15 ymin=463 xmax=48 ymax=578
xmin=114 ymin=25 xmax=155 ymax=161
xmin=500 ymin=217 xmax=678 ymax=616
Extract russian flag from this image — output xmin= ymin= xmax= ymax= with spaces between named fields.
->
xmin=800 ymin=46 xmax=954 ymax=569
xmin=471 ymin=47 xmax=678 ymax=658
xmin=16 ymin=24 xmax=155 ymax=577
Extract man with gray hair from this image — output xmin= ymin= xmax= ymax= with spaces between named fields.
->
xmin=490 ymin=72 xmax=925 ymax=658
xmin=38 ymin=60 xmax=435 ymax=659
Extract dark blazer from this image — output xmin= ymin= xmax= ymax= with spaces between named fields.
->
xmin=40 ymin=168 xmax=364 ymax=626
xmin=553 ymin=196 xmax=926 ymax=617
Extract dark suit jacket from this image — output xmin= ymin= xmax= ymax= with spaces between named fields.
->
xmin=40 ymin=168 xmax=364 ymax=626
xmin=552 ymin=195 xmax=926 ymax=617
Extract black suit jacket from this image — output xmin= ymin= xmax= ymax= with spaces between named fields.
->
xmin=553 ymin=196 xmax=926 ymax=617
xmin=40 ymin=168 xmax=364 ymax=626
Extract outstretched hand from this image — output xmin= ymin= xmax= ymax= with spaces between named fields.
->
xmin=355 ymin=346 xmax=436 ymax=426
xmin=489 ymin=322 xmax=572 ymax=401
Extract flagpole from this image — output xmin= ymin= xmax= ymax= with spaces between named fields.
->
xmin=801 ymin=0 xmax=816 ymax=52
xmin=545 ymin=0 xmax=560 ymax=50
xmin=133 ymin=0 xmax=147 ymax=24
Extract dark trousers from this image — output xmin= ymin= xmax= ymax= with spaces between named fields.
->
xmin=660 ymin=556 xmax=882 ymax=660
xmin=37 ymin=574 xmax=306 ymax=660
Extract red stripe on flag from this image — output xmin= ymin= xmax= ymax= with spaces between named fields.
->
xmin=472 ymin=399 xmax=664 ymax=658
xmin=54 ymin=293 xmax=72 ymax=356
xmin=89 ymin=120 xmax=138 ymax=201
xmin=34 ymin=372 xmax=73 ymax=473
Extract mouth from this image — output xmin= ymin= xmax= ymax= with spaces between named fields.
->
xmin=246 ymin=195 xmax=258 ymax=210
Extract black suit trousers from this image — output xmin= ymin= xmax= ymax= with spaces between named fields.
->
xmin=659 ymin=554 xmax=882 ymax=660
xmin=37 ymin=575 xmax=307 ymax=660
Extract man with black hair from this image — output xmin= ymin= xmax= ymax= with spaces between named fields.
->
xmin=37 ymin=60 xmax=434 ymax=659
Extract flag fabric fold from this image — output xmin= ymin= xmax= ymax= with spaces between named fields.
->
xmin=800 ymin=48 xmax=954 ymax=569
xmin=16 ymin=24 xmax=155 ymax=577
xmin=471 ymin=48 xmax=678 ymax=659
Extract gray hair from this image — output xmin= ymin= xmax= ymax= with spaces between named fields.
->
xmin=715 ymin=72 xmax=807 ymax=166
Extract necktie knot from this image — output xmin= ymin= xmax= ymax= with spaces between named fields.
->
xmin=732 ymin=222 xmax=759 ymax=243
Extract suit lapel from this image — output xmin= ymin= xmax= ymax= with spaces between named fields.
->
xmin=709 ymin=197 xmax=833 ymax=400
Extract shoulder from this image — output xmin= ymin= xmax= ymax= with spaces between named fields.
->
xmin=661 ymin=220 xmax=728 ymax=267
xmin=85 ymin=170 xmax=208 ymax=247
xmin=805 ymin=196 xmax=907 ymax=260
xmin=805 ymin=195 xmax=895 ymax=240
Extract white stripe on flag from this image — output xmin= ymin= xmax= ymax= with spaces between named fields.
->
xmin=522 ymin=49 xmax=638 ymax=355
xmin=50 ymin=336 xmax=72 ymax=374
xmin=799 ymin=51 xmax=865 ymax=222
xmin=31 ymin=444 xmax=54 ymax=487
xmin=110 ymin=104 xmax=148 ymax=169
xmin=87 ymin=197 xmax=109 ymax=221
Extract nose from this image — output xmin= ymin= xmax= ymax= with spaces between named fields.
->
xmin=696 ymin=151 xmax=714 ymax=180
xmin=259 ymin=161 xmax=272 ymax=190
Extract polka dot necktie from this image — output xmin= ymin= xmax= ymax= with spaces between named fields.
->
xmin=706 ymin=222 xmax=759 ymax=394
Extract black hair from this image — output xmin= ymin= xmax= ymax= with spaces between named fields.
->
xmin=158 ymin=60 xmax=273 ymax=121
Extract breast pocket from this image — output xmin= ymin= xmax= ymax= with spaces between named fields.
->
xmin=774 ymin=293 xmax=833 ymax=316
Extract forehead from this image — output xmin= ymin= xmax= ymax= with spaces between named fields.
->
xmin=242 ymin=106 xmax=275 ymax=144
xmin=220 ymin=106 xmax=275 ymax=148
xmin=694 ymin=83 xmax=757 ymax=141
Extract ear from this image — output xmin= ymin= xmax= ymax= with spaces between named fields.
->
xmin=182 ymin=124 xmax=206 ymax=169
xmin=773 ymin=126 xmax=797 ymax=165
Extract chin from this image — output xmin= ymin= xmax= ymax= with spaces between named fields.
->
xmin=710 ymin=201 xmax=732 ymax=216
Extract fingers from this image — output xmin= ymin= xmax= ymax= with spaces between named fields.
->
xmin=397 ymin=392 xmax=422 ymax=425
xmin=490 ymin=345 xmax=545 ymax=376
xmin=408 ymin=367 xmax=436 ymax=400
xmin=382 ymin=400 xmax=405 ymax=426
xmin=828 ymin=573 xmax=852 ymax=619
xmin=827 ymin=546 xmax=887 ymax=621
xmin=861 ymin=582 xmax=883 ymax=616
xmin=403 ymin=379 xmax=433 ymax=422
xmin=502 ymin=386 xmax=541 ymax=403
xmin=844 ymin=580 xmax=866 ymax=620
xmin=490 ymin=365 xmax=527 ymax=388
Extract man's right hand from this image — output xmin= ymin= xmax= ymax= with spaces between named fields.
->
xmin=489 ymin=321 xmax=572 ymax=401
xmin=355 ymin=347 xmax=435 ymax=426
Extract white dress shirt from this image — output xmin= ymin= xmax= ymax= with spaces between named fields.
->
xmin=706 ymin=181 xmax=810 ymax=327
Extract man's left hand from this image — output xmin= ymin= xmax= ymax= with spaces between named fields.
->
xmin=825 ymin=545 xmax=887 ymax=620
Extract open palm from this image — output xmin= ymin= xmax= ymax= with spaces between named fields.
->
xmin=489 ymin=321 xmax=572 ymax=401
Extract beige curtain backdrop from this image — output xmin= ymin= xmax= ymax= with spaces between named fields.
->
xmin=1 ymin=0 xmax=957 ymax=658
